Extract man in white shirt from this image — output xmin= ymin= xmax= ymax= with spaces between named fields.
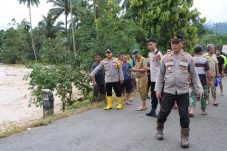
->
xmin=146 ymin=37 xmax=163 ymax=117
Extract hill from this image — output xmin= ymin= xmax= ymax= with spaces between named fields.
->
xmin=204 ymin=22 xmax=227 ymax=34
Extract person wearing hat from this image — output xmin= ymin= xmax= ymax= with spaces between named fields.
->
xmin=90 ymin=48 xmax=124 ymax=110
xmin=189 ymin=46 xmax=211 ymax=116
xmin=132 ymin=50 xmax=148 ymax=111
xmin=155 ymin=34 xmax=203 ymax=148
xmin=146 ymin=37 xmax=163 ymax=117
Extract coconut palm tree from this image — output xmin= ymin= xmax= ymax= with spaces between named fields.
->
xmin=115 ymin=0 xmax=130 ymax=10
xmin=18 ymin=0 xmax=39 ymax=60
xmin=69 ymin=0 xmax=90 ymax=52
xmin=37 ymin=13 xmax=64 ymax=38
xmin=47 ymin=0 xmax=71 ymax=38
xmin=70 ymin=0 xmax=90 ymax=28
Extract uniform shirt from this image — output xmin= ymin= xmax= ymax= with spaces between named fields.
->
xmin=148 ymin=49 xmax=163 ymax=82
xmin=194 ymin=55 xmax=210 ymax=86
xmin=155 ymin=50 xmax=203 ymax=95
xmin=122 ymin=62 xmax=131 ymax=80
xmin=90 ymin=57 xmax=124 ymax=83
xmin=217 ymin=55 xmax=224 ymax=74
xmin=91 ymin=62 xmax=105 ymax=85
xmin=203 ymin=53 xmax=218 ymax=77
xmin=135 ymin=57 xmax=147 ymax=77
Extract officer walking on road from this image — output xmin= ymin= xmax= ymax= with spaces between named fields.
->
xmin=90 ymin=48 xmax=124 ymax=110
xmin=155 ymin=34 xmax=203 ymax=148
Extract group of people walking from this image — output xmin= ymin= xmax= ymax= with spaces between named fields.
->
xmin=89 ymin=33 xmax=226 ymax=148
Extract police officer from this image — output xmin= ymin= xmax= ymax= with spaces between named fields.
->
xmin=90 ymin=48 xmax=124 ymax=110
xmin=155 ymin=34 xmax=203 ymax=148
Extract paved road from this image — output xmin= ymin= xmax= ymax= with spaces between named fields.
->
xmin=1 ymin=79 xmax=227 ymax=151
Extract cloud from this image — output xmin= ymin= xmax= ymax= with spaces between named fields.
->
xmin=0 ymin=0 xmax=52 ymax=29
xmin=1 ymin=0 xmax=227 ymax=29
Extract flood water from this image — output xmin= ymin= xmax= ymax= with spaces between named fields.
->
xmin=0 ymin=64 xmax=62 ymax=129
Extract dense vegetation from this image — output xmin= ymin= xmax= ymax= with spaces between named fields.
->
xmin=1 ymin=0 xmax=227 ymax=109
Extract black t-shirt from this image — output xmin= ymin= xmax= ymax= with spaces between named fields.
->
xmin=217 ymin=56 xmax=224 ymax=73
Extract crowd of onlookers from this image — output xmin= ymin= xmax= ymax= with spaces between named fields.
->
xmin=91 ymin=44 xmax=226 ymax=116
xmin=89 ymin=34 xmax=226 ymax=148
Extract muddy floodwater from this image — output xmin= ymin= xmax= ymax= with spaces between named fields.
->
xmin=0 ymin=64 xmax=62 ymax=129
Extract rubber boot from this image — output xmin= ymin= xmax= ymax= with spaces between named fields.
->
xmin=181 ymin=128 xmax=190 ymax=148
xmin=116 ymin=97 xmax=123 ymax=110
xmin=105 ymin=96 xmax=112 ymax=110
xmin=156 ymin=121 xmax=164 ymax=140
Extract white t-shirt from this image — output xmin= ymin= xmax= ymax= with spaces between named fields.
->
xmin=148 ymin=49 xmax=163 ymax=82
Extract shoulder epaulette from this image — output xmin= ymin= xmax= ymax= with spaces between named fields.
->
xmin=166 ymin=52 xmax=173 ymax=61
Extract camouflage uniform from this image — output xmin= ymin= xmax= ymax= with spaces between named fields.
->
xmin=189 ymin=55 xmax=210 ymax=112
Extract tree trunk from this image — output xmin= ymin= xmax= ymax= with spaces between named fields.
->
xmin=29 ymin=5 xmax=37 ymax=60
xmin=65 ymin=14 xmax=68 ymax=39
xmin=65 ymin=13 xmax=68 ymax=51
xmin=70 ymin=0 xmax=76 ymax=53
xmin=94 ymin=0 xmax=100 ymax=18
xmin=93 ymin=0 xmax=96 ymax=18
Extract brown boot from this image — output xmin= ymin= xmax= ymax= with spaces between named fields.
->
xmin=156 ymin=121 xmax=164 ymax=140
xmin=181 ymin=128 xmax=190 ymax=148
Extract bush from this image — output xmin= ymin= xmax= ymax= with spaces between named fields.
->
xmin=27 ymin=63 xmax=92 ymax=110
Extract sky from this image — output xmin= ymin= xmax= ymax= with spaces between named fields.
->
xmin=0 ymin=0 xmax=227 ymax=30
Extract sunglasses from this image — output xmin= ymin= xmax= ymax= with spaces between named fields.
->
xmin=171 ymin=40 xmax=181 ymax=45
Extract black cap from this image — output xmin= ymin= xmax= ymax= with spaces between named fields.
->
xmin=147 ymin=37 xmax=156 ymax=43
xmin=105 ymin=48 xmax=112 ymax=53
xmin=194 ymin=45 xmax=203 ymax=53
xmin=133 ymin=49 xmax=140 ymax=55
xmin=171 ymin=34 xmax=183 ymax=41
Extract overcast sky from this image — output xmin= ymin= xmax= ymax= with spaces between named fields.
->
xmin=0 ymin=0 xmax=227 ymax=30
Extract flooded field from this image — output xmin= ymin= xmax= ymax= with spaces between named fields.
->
xmin=0 ymin=64 xmax=62 ymax=129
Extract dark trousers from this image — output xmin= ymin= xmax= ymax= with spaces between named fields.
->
xmin=150 ymin=82 xmax=158 ymax=110
xmin=157 ymin=92 xmax=190 ymax=128
xmin=106 ymin=82 xmax=121 ymax=97
xmin=147 ymin=75 xmax=151 ymax=94
xmin=93 ymin=84 xmax=106 ymax=97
